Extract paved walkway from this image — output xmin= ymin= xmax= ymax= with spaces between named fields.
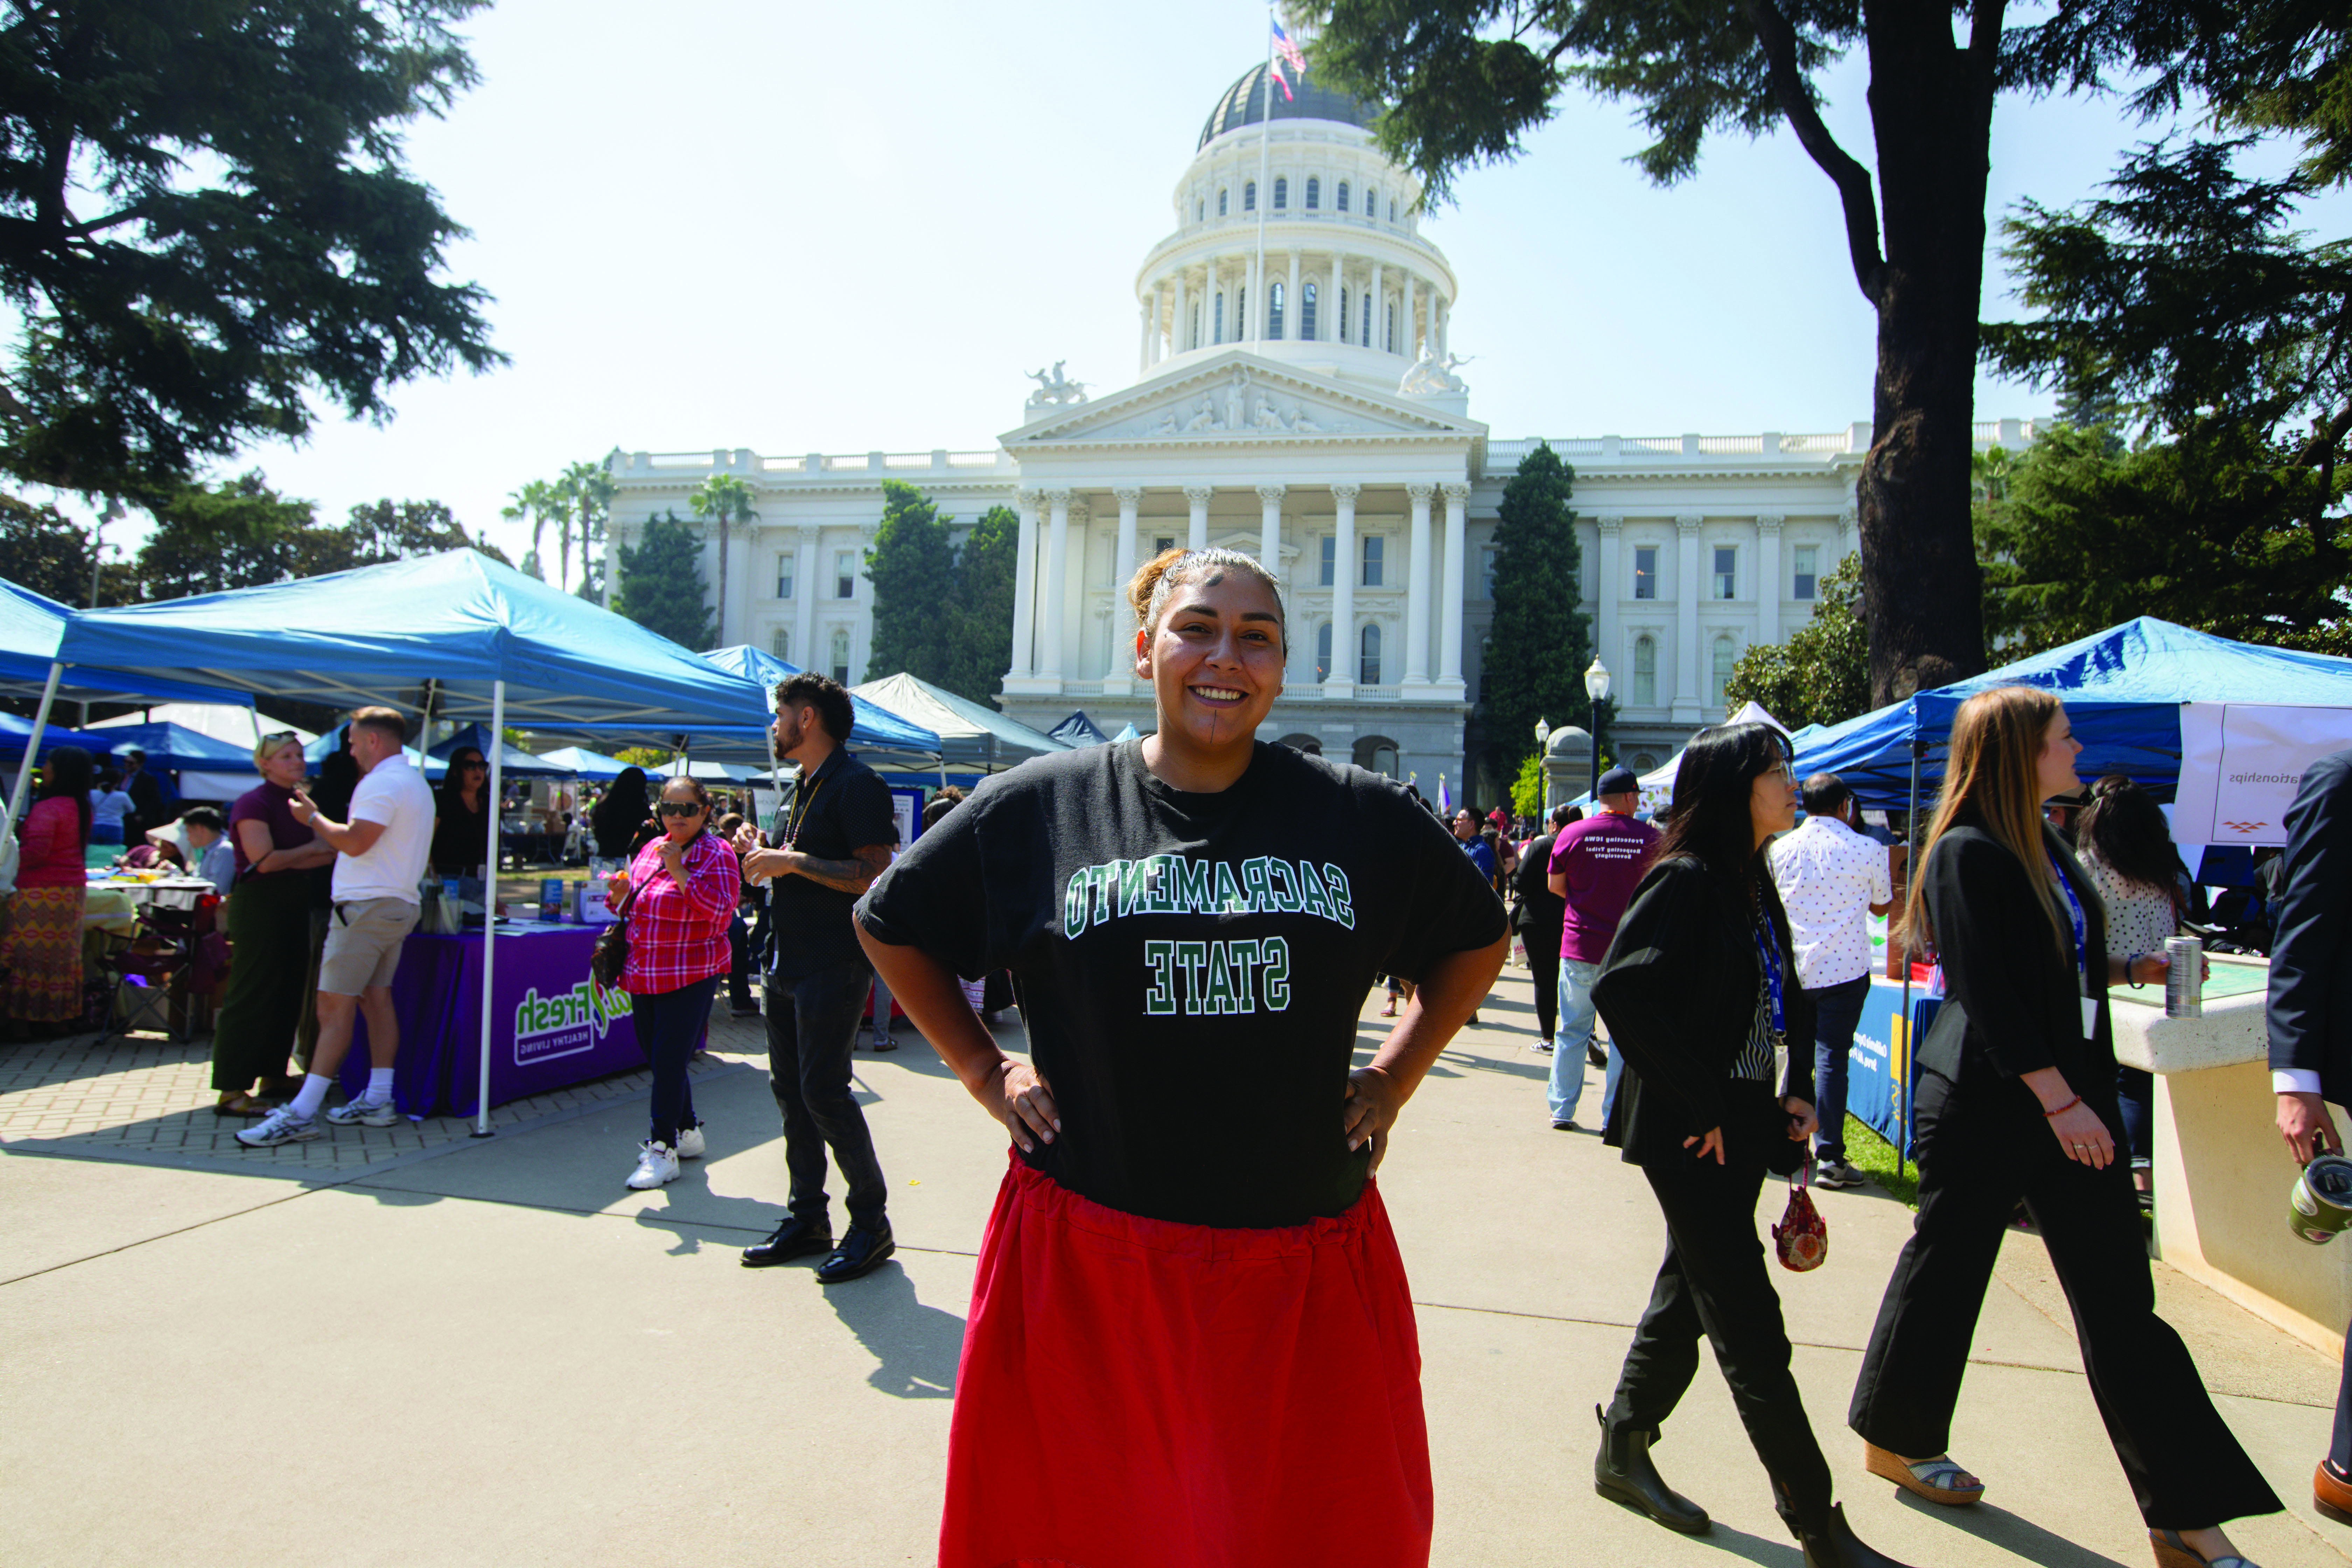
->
xmin=2 ymin=963 xmax=2347 ymax=1567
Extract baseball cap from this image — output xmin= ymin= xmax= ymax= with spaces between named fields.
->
xmin=1596 ymin=766 xmax=1639 ymax=797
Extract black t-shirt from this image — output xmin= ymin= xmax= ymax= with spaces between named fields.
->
xmin=855 ymin=739 xmax=1506 ymax=1228
xmin=768 ymin=746 xmax=898 ymax=979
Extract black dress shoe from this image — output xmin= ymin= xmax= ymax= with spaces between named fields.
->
xmin=741 ymin=1215 xmax=832 ymax=1268
xmin=815 ymin=1220 xmax=896 ymax=1283
xmin=1587 ymin=1044 xmax=1607 ymax=1068
xmin=1799 ymin=1504 xmax=1917 ymax=1568
xmin=1593 ymin=1406 xmax=1709 ymax=1534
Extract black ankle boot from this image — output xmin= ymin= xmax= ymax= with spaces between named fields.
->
xmin=1798 ymin=1504 xmax=1918 ymax=1568
xmin=1592 ymin=1405 xmax=1709 ymax=1534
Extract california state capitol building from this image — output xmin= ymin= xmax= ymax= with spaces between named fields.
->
xmin=602 ymin=61 xmax=2035 ymax=801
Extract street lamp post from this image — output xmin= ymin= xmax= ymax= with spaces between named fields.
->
xmin=1533 ymin=717 xmax=1551 ymax=815
xmin=1582 ymin=657 xmax=1611 ymax=801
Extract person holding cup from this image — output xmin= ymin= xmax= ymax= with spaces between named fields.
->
xmin=608 ymin=774 xmax=737 ymax=1191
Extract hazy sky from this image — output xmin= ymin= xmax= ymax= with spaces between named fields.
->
xmin=48 ymin=0 xmax=2351 ymax=571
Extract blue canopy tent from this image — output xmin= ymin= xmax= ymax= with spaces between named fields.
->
xmin=0 ymin=711 xmax=118 ymax=758
xmin=534 ymin=745 xmax=630 ymax=782
xmin=427 ymin=722 xmax=569 ymax=780
xmin=850 ymin=672 xmax=1070 ymax=773
xmin=0 ymin=578 xmax=256 ymax=709
xmin=48 ymin=550 xmax=775 ymax=1132
xmin=306 ymin=723 xmax=438 ymax=778
xmin=1793 ymin=618 xmax=2352 ymax=811
xmin=687 ymin=646 xmax=943 ymax=761
xmin=77 ymin=720 xmax=259 ymax=776
xmin=1049 ymin=710 xmax=1113 ymax=748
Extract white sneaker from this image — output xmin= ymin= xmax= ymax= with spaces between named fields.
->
xmin=235 ymin=1106 xmax=320 ymax=1148
xmin=626 ymin=1140 xmax=680 ymax=1190
xmin=1814 ymin=1160 xmax=1864 ymax=1189
xmin=324 ymin=1096 xmax=398 ymax=1127
xmin=674 ymin=1123 xmax=706 ymax=1159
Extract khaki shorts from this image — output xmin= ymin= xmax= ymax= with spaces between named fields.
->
xmin=319 ymin=897 xmax=421 ymax=995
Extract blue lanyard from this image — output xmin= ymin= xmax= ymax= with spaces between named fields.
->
xmin=1752 ymin=902 xmax=1786 ymax=1036
xmin=2047 ymin=851 xmax=2088 ymax=995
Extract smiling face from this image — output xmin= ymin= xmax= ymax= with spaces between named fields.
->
xmin=1135 ymin=567 xmax=1285 ymax=761
xmin=1451 ymin=809 xmax=1478 ymax=841
xmin=2037 ymin=706 xmax=2084 ymax=802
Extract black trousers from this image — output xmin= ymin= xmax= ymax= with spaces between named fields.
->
xmin=764 ymin=961 xmax=888 ymax=1229
xmin=1849 ymin=1078 xmax=2281 ymax=1529
xmin=1525 ymin=923 xmax=1561 ymax=1044
xmin=1605 ymin=1150 xmax=1835 ymax=1535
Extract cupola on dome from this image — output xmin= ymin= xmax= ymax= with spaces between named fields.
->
xmin=1197 ymin=62 xmax=1380 ymax=150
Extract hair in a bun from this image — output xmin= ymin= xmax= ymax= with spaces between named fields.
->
xmin=1127 ymin=546 xmax=1287 ymax=651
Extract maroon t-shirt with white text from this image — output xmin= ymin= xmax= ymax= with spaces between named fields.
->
xmin=1549 ymin=812 xmax=1661 ymax=962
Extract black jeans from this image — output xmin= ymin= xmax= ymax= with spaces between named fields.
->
xmin=633 ymin=974 xmax=714 ymax=1146
xmin=1805 ymin=974 xmax=1872 ymax=1164
xmin=1526 ymin=923 xmax=1561 ymax=1044
xmin=725 ymin=913 xmax=755 ymax=1010
xmin=1605 ymin=1150 xmax=1836 ymax=1536
xmin=1850 ymin=1079 xmax=2281 ymax=1528
xmin=764 ymin=962 xmax=888 ymax=1229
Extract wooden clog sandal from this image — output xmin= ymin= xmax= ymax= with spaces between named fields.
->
xmin=1862 ymin=1441 xmax=1984 ymax=1506
xmin=2150 ymin=1527 xmax=2256 ymax=1568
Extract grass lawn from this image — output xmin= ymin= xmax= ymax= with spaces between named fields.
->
xmin=1839 ymin=1114 xmax=1920 ymax=1208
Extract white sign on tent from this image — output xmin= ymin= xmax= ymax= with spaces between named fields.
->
xmin=2174 ymin=702 xmax=2352 ymax=869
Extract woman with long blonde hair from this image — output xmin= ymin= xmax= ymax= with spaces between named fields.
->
xmin=1847 ymin=687 xmax=2277 ymax=1568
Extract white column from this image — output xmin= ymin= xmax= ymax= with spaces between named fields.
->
xmin=1207 ymin=260 xmax=1220 ymax=343
xmin=1287 ymin=250 xmax=1302 ymax=342
xmin=1245 ymin=253 xmax=1259 ymax=343
xmin=1436 ymin=295 xmax=1449 ymax=355
xmin=1756 ymin=514 xmax=1783 ymax=645
xmin=1063 ymin=499 xmax=1090 ymax=684
xmin=1172 ymin=270 xmax=1189 ymax=354
xmin=1841 ymin=501 xmax=1860 ymax=564
xmin=1596 ymin=514 xmax=1623 ymax=681
xmin=1405 ymin=482 xmax=1434 ymax=687
xmin=1184 ymin=485 xmax=1211 ymax=551
xmin=1326 ymin=483 xmax=1359 ymax=695
xmin=1138 ymin=300 xmax=1152 ymax=377
xmin=1369 ymin=261 xmax=1384 ymax=351
xmin=1402 ymin=272 xmax=1417 ymax=357
xmin=1439 ymin=482 xmax=1469 ymax=693
xmin=794 ymin=523 xmax=820 ymax=675
xmin=1327 ymin=252 xmax=1343 ymax=344
xmin=1109 ymin=486 xmax=1142 ymax=692
xmin=1256 ymin=484 xmax=1284 ymax=567
xmin=1672 ymin=512 xmax=1702 ymax=722
xmin=1041 ymin=488 xmax=1070 ymax=682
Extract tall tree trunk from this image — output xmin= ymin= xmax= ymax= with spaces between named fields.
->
xmin=716 ymin=515 xmax=730 ymax=647
xmin=1855 ymin=3 xmax=1994 ymax=705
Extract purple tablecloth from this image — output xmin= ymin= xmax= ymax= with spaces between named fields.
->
xmin=342 ymin=921 xmax=643 ymax=1118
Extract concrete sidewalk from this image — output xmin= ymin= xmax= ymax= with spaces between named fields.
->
xmin=3 ymin=963 xmax=2347 ymax=1568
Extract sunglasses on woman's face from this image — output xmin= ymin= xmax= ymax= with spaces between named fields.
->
xmin=656 ymin=802 xmax=704 ymax=818
xmin=458 ymin=760 xmax=487 ymax=771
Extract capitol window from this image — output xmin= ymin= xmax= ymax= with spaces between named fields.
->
xmin=1481 ymin=545 xmax=1498 ymax=598
xmin=1338 ymin=286 xmax=1350 ymax=342
xmin=1218 ymin=188 xmax=1228 ymax=216
xmin=1359 ymin=623 xmax=1382 ymax=685
xmin=1711 ymin=635 xmax=1736 ymax=706
xmin=1633 ymin=545 xmax=1658 ymax=600
xmin=1713 ymin=545 xmax=1737 ymax=600
xmin=1273 ymin=176 xmax=1287 ymax=210
xmin=1365 ymin=184 xmax=1378 ymax=218
xmin=1306 ymin=176 xmax=1319 ymax=209
xmin=1213 ymin=292 xmax=1225 ymax=343
xmin=1337 ymin=180 xmax=1349 ymax=212
xmin=771 ymin=626 xmax=790 ymax=662
xmin=1269 ymin=280 xmax=1284 ymax=339
xmin=776 ymin=551 xmax=794 ymax=601
xmin=1301 ymin=280 xmax=1317 ymax=340
xmin=835 ymin=551 xmax=856 ymax=600
xmin=1244 ymin=181 xmax=1256 ymax=211
xmin=830 ymin=627 xmax=852 ymax=684
xmin=1362 ymin=534 xmax=1384 ymax=586
xmin=1319 ymin=534 xmax=1335 ymax=586
xmin=1155 ymin=534 xmax=1177 ymax=555
xmin=1315 ymin=621 xmax=1332 ymax=681
xmin=1633 ymin=636 xmax=1657 ymax=706
xmin=1197 ymin=198 xmax=1205 ymax=222
xmin=1793 ymin=544 xmax=1819 ymax=600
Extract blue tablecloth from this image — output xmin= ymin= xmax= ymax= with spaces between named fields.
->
xmin=1848 ymin=978 xmax=1942 ymax=1157
xmin=343 ymin=920 xmax=644 ymax=1118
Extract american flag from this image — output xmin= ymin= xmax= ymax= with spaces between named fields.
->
xmin=1272 ymin=19 xmax=1307 ymax=75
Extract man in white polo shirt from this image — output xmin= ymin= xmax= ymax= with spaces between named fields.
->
xmin=240 ymin=707 xmax=437 ymax=1146
xmin=1768 ymin=772 xmax=1895 ymax=1187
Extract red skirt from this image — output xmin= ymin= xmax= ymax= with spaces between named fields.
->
xmin=940 ymin=1155 xmax=1432 ymax=1568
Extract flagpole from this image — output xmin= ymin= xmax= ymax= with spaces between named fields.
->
xmin=1253 ymin=2 xmax=1274 ymax=345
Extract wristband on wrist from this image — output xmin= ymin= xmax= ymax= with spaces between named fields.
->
xmin=2042 ymin=1093 xmax=2082 ymax=1119
xmin=2126 ymin=953 xmax=2146 ymax=989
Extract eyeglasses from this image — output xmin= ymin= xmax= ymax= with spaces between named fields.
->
xmin=457 ymin=760 xmax=488 ymax=770
xmin=656 ymin=802 xmax=704 ymax=818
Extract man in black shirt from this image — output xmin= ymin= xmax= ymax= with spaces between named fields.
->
xmin=1513 ymin=802 xmax=1577 ymax=1052
xmin=733 ymin=673 xmax=900 ymax=1283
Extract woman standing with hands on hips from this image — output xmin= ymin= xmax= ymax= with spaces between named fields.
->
xmin=855 ymin=546 xmax=1507 ymax=1568
xmin=1848 ymin=687 xmax=2276 ymax=1568
xmin=609 ymin=775 xmax=736 ymax=1191
xmin=1590 ymin=722 xmax=1911 ymax=1568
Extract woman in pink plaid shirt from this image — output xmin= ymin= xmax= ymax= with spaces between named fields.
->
xmin=609 ymin=775 xmax=738 ymax=1191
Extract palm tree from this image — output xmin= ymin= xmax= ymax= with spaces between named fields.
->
xmin=558 ymin=459 xmax=616 ymax=598
xmin=688 ymin=472 xmax=759 ymax=645
xmin=502 ymin=478 xmax=556 ymax=581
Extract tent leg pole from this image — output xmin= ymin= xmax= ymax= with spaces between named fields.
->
xmin=1899 ymin=736 xmax=1924 ymax=1179
xmin=474 ymin=680 xmax=505 ymax=1138
xmin=4 ymin=662 xmax=65 ymax=832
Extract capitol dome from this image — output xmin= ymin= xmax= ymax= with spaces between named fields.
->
xmin=1197 ymin=62 xmax=1381 ymax=150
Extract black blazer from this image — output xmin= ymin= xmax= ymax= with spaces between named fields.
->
xmin=1914 ymin=810 xmax=2113 ymax=1121
xmin=1513 ymin=831 xmax=1565 ymax=936
xmin=1594 ymin=855 xmax=1813 ymax=1171
xmin=2267 ymin=748 xmax=2352 ymax=1102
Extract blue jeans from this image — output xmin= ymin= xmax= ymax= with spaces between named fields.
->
xmin=633 ymin=974 xmax=715 ymax=1147
xmin=1806 ymin=973 xmax=1871 ymax=1163
xmin=1549 ymin=959 xmax=1603 ymax=1124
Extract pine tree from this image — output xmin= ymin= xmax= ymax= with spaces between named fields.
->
xmin=939 ymin=503 xmax=1021 ymax=703
xmin=613 ymin=510 xmax=716 ymax=650
xmin=1478 ymin=443 xmax=1602 ymax=790
xmin=864 ymin=481 xmax=960 ymax=682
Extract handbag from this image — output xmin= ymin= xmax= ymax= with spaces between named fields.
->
xmin=591 ymin=875 xmax=636 ymax=987
xmin=1773 ymin=1159 xmax=1828 ymax=1272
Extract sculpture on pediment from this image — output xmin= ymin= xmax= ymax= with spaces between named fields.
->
xmin=1398 ymin=349 xmax=1474 ymax=397
xmin=1146 ymin=407 xmax=1183 ymax=435
xmin=1250 ymin=391 xmax=1291 ymax=432
xmin=1223 ymin=378 xmax=1245 ymax=431
xmin=1183 ymin=395 xmax=1223 ymax=432
xmin=1025 ymin=360 xmax=1090 ymax=408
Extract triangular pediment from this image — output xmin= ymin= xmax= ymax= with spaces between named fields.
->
xmin=1001 ymin=351 xmax=1484 ymax=450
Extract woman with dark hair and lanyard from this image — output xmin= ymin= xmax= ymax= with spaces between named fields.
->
xmin=430 ymin=744 xmax=492 ymax=883
xmin=855 ymin=546 xmax=1507 ymax=1568
xmin=1849 ymin=687 xmax=2277 ymax=1568
xmin=1591 ymin=721 xmax=1911 ymax=1568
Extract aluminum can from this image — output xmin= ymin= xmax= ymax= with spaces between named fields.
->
xmin=2291 ymin=1153 xmax=2352 ymax=1244
xmin=2164 ymin=934 xmax=2203 ymax=1019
